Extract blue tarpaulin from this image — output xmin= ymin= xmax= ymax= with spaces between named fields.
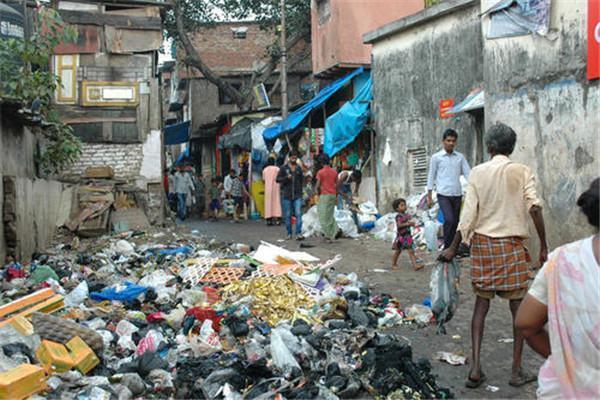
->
xmin=324 ymin=74 xmax=372 ymax=157
xmin=263 ymin=68 xmax=364 ymax=141
xmin=164 ymin=121 xmax=190 ymax=145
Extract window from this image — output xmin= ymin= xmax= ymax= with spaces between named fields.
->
xmin=218 ymin=83 xmax=241 ymax=105
xmin=408 ymin=147 xmax=428 ymax=193
xmin=316 ymin=0 xmax=331 ymax=25
xmin=54 ymin=54 xmax=79 ymax=104
xmin=231 ymin=27 xmax=248 ymax=39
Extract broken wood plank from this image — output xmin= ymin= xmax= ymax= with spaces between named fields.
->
xmin=0 ymin=288 xmax=55 ymax=319
xmin=0 ymin=295 xmax=64 ymax=328
xmin=58 ymin=9 xmax=162 ymax=30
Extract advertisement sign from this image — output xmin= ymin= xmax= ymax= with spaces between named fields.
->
xmin=589 ymin=0 xmax=600 ymax=80
xmin=252 ymin=83 xmax=271 ymax=109
xmin=439 ymin=99 xmax=455 ymax=119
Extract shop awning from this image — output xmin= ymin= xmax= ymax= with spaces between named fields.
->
xmin=448 ymin=89 xmax=484 ymax=113
xmin=218 ymin=117 xmax=259 ymax=150
xmin=324 ymin=74 xmax=373 ymax=157
xmin=263 ymin=67 xmax=365 ymax=141
xmin=164 ymin=120 xmax=190 ymax=145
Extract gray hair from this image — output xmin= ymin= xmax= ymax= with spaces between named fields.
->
xmin=485 ymin=122 xmax=517 ymax=155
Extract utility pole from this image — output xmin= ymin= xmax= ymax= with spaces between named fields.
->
xmin=280 ymin=0 xmax=288 ymax=119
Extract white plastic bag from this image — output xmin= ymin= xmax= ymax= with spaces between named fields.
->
xmin=405 ymin=304 xmax=433 ymax=325
xmin=64 ymin=280 xmax=89 ymax=307
xmin=190 ymin=320 xmax=222 ymax=357
xmin=270 ymin=327 xmax=300 ymax=375
xmin=358 ymin=201 xmax=378 ymax=215
xmin=424 ymin=220 xmax=440 ymax=251
xmin=301 ymin=206 xmax=322 ymax=238
xmin=335 ymin=209 xmax=358 ymax=238
xmin=371 ymin=213 xmax=397 ymax=242
xmin=430 ymin=260 xmax=460 ymax=334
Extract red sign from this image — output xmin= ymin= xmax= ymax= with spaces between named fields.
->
xmin=589 ymin=0 xmax=600 ymax=80
xmin=439 ymin=99 xmax=455 ymax=119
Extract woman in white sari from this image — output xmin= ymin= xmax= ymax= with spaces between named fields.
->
xmin=516 ymin=178 xmax=600 ymax=399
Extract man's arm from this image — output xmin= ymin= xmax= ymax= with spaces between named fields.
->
xmin=426 ymin=155 xmax=438 ymax=207
xmin=315 ymin=175 xmax=322 ymax=195
xmin=524 ymin=168 xmax=547 ymax=264
xmin=529 ymin=205 xmax=548 ymax=264
xmin=276 ymin=167 xmax=287 ymax=184
xmin=462 ymin=155 xmax=472 ymax=180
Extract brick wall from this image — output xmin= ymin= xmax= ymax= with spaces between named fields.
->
xmin=183 ymin=22 xmax=311 ymax=75
xmin=63 ymin=142 xmax=144 ymax=181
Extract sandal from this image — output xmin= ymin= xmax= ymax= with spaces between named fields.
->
xmin=509 ymin=370 xmax=536 ymax=387
xmin=465 ymin=372 xmax=487 ymax=389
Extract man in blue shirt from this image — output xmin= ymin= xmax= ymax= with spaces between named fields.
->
xmin=427 ymin=129 xmax=471 ymax=249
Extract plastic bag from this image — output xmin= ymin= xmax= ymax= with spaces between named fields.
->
xmin=135 ymin=330 xmax=164 ymax=356
xmin=335 ymin=209 xmax=359 ymax=238
xmin=301 ymin=206 xmax=322 ymax=238
xmin=90 ymin=282 xmax=148 ymax=303
xmin=430 ymin=260 xmax=460 ymax=334
xmin=424 ymin=220 xmax=440 ymax=252
xmin=189 ymin=320 xmax=222 ymax=357
xmin=358 ymin=201 xmax=378 ymax=215
xmin=371 ymin=213 xmax=397 ymax=242
xmin=138 ymin=270 xmax=176 ymax=304
xmin=114 ymin=240 xmax=135 ymax=256
xmin=405 ymin=304 xmax=433 ymax=326
xmin=64 ymin=280 xmax=89 ymax=307
xmin=270 ymin=327 xmax=300 ymax=375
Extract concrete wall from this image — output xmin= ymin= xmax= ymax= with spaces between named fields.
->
xmin=3 ymin=176 xmax=74 ymax=261
xmin=311 ymin=0 xmax=424 ymax=75
xmin=482 ymin=0 xmax=600 ymax=248
xmin=369 ymin=1 xmax=483 ymax=210
xmin=0 ymin=106 xmax=73 ymax=262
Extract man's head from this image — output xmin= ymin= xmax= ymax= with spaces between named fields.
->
xmin=237 ymin=174 xmax=244 ymax=181
xmin=229 ymin=169 xmax=236 ymax=177
xmin=288 ymin=151 xmax=298 ymax=165
xmin=442 ymin=129 xmax=458 ymax=153
xmin=211 ymin=178 xmax=219 ymax=186
xmin=486 ymin=122 xmax=517 ymax=156
xmin=320 ymin=154 xmax=330 ymax=166
xmin=351 ymin=170 xmax=362 ymax=184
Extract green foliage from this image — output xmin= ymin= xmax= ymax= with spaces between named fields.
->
xmin=0 ymin=7 xmax=81 ymax=176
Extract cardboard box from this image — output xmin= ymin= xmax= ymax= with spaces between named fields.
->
xmin=0 ymin=364 xmax=46 ymax=400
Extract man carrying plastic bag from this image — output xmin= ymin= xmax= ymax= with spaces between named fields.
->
xmin=430 ymin=259 xmax=460 ymax=335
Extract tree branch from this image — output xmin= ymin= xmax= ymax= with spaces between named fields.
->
xmin=173 ymin=0 xmax=245 ymax=108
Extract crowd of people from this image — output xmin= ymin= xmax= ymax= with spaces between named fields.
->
xmin=163 ymin=150 xmax=363 ymax=243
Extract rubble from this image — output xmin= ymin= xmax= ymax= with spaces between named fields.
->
xmin=0 ymin=228 xmax=453 ymax=399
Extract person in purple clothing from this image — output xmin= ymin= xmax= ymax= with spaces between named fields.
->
xmin=391 ymin=198 xmax=423 ymax=271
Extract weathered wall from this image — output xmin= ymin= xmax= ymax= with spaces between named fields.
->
xmin=370 ymin=2 xmax=483 ymax=210
xmin=311 ymin=0 xmax=424 ymax=75
xmin=0 ymin=107 xmax=73 ymax=262
xmin=3 ymin=176 xmax=73 ymax=261
xmin=482 ymin=0 xmax=600 ymax=248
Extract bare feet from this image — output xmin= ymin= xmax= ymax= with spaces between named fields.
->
xmin=413 ymin=263 xmax=424 ymax=271
xmin=391 ymin=264 xmax=399 ymax=271
xmin=509 ymin=368 xmax=536 ymax=387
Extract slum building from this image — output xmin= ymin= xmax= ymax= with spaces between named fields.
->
xmin=365 ymin=0 xmax=599 ymax=248
xmin=54 ymin=0 xmax=167 ymax=226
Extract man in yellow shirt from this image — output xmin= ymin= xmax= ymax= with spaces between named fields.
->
xmin=440 ymin=122 xmax=548 ymax=389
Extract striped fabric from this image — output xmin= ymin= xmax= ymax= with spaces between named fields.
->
xmin=470 ymin=233 xmax=531 ymax=291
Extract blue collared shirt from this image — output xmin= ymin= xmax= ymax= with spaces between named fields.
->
xmin=427 ymin=149 xmax=471 ymax=196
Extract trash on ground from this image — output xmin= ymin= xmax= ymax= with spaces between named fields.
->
xmin=434 ymin=351 xmax=468 ymax=365
xmin=0 ymin=227 xmax=453 ymax=399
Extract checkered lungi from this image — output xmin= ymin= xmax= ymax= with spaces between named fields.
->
xmin=470 ymin=233 xmax=531 ymax=291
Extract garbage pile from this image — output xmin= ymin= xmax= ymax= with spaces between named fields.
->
xmin=0 ymin=229 xmax=453 ymax=399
